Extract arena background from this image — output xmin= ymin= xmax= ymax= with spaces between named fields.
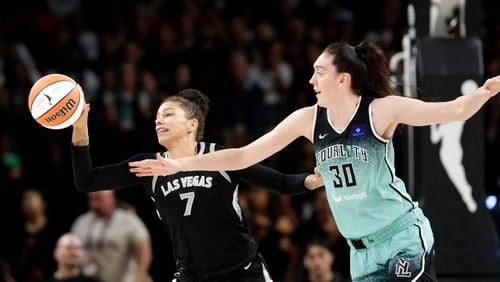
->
xmin=0 ymin=0 xmax=499 ymax=281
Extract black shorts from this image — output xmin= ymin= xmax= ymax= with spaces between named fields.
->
xmin=173 ymin=253 xmax=273 ymax=282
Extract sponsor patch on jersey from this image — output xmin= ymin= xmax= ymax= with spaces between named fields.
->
xmin=332 ymin=192 xmax=367 ymax=203
xmin=350 ymin=125 xmax=366 ymax=138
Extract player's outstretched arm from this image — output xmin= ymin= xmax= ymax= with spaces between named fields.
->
xmin=234 ymin=164 xmax=324 ymax=195
xmin=70 ymin=103 xmax=148 ymax=192
xmin=129 ymin=106 xmax=315 ymax=176
xmin=374 ymin=75 xmax=500 ymax=138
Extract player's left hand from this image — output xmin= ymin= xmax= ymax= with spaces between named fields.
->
xmin=304 ymin=167 xmax=324 ymax=190
xmin=129 ymin=153 xmax=181 ymax=176
xmin=484 ymin=75 xmax=500 ymax=97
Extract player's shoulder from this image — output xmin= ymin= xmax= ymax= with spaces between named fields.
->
xmin=283 ymin=105 xmax=316 ymax=126
xmin=196 ymin=141 xmax=226 ymax=153
xmin=373 ymin=94 xmax=408 ymax=105
xmin=295 ymin=104 xmax=316 ymax=115
xmin=371 ymin=95 xmax=410 ymax=114
xmin=293 ymin=105 xmax=317 ymax=123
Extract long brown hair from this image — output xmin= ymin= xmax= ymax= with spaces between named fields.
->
xmin=323 ymin=41 xmax=398 ymax=98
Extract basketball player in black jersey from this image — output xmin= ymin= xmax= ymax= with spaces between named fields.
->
xmin=71 ymin=89 xmax=323 ymax=281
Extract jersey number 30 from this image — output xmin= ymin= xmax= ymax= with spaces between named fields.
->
xmin=179 ymin=192 xmax=195 ymax=216
xmin=329 ymin=163 xmax=357 ymax=188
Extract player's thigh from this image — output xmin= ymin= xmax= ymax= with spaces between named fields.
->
xmin=173 ymin=254 xmax=273 ymax=282
xmin=350 ymin=218 xmax=435 ymax=282
xmin=388 ymin=219 xmax=436 ymax=281
xmin=223 ymin=253 xmax=274 ymax=282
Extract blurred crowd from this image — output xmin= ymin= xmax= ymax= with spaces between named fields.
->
xmin=0 ymin=0 xmax=499 ymax=281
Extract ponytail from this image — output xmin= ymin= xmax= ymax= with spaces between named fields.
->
xmin=354 ymin=42 xmax=398 ymax=97
xmin=323 ymin=42 xmax=398 ymax=98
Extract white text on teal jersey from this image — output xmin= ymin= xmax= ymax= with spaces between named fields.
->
xmin=316 ymin=144 xmax=369 ymax=165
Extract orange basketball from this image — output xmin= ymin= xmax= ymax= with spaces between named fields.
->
xmin=28 ymin=74 xmax=85 ymax=130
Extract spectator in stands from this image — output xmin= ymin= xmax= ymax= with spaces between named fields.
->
xmin=298 ymin=239 xmax=349 ymax=282
xmin=48 ymin=233 xmax=97 ymax=282
xmin=0 ymin=257 xmax=13 ymax=282
xmin=71 ymin=191 xmax=152 ymax=282
xmin=12 ymin=189 xmax=59 ymax=282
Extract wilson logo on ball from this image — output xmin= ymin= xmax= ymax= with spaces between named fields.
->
xmin=44 ymin=98 xmax=77 ymax=123
xmin=28 ymin=74 xmax=86 ymax=130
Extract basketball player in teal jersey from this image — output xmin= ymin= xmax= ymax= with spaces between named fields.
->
xmin=130 ymin=42 xmax=500 ymax=281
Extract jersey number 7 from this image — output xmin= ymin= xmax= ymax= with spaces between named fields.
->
xmin=180 ymin=192 xmax=195 ymax=216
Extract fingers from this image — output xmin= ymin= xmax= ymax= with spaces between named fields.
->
xmin=129 ymin=160 xmax=154 ymax=175
xmin=129 ymin=159 xmax=169 ymax=177
xmin=305 ymin=173 xmax=324 ymax=190
xmin=129 ymin=167 xmax=150 ymax=173
xmin=156 ymin=152 xmax=167 ymax=163
xmin=129 ymin=159 xmax=157 ymax=167
xmin=484 ymin=76 xmax=500 ymax=97
xmin=129 ymin=165 xmax=158 ymax=177
xmin=73 ymin=103 xmax=91 ymax=128
xmin=78 ymin=103 xmax=90 ymax=117
xmin=129 ymin=156 xmax=179 ymax=177
xmin=314 ymin=166 xmax=320 ymax=175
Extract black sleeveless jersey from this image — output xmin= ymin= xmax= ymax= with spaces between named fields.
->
xmin=71 ymin=142 xmax=308 ymax=275
xmin=313 ymin=96 xmax=379 ymax=146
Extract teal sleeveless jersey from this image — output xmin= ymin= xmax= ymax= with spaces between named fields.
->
xmin=313 ymin=96 xmax=417 ymax=239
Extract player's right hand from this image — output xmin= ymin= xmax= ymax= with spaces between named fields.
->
xmin=304 ymin=167 xmax=324 ymax=190
xmin=129 ymin=153 xmax=181 ymax=177
xmin=72 ymin=103 xmax=90 ymax=129
xmin=483 ymin=75 xmax=500 ymax=97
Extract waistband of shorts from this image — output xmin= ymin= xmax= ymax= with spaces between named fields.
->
xmin=347 ymin=208 xmax=425 ymax=250
xmin=176 ymin=251 xmax=257 ymax=278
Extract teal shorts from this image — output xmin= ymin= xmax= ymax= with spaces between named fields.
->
xmin=349 ymin=216 xmax=436 ymax=281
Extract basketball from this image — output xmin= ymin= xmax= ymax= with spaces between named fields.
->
xmin=28 ymin=74 xmax=86 ymax=130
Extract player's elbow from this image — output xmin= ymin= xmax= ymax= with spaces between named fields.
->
xmin=75 ymin=184 xmax=89 ymax=193
xmin=74 ymin=179 xmax=97 ymax=193
xmin=453 ymin=103 xmax=471 ymax=122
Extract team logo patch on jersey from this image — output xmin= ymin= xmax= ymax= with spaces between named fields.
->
xmin=394 ymin=258 xmax=412 ymax=278
xmin=351 ymin=125 xmax=366 ymax=138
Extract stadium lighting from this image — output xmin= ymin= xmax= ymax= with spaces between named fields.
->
xmin=485 ymin=195 xmax=497 ymax=210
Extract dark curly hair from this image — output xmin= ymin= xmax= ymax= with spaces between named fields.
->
xmin=163 ymin=89 xmax=210 ymax=141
